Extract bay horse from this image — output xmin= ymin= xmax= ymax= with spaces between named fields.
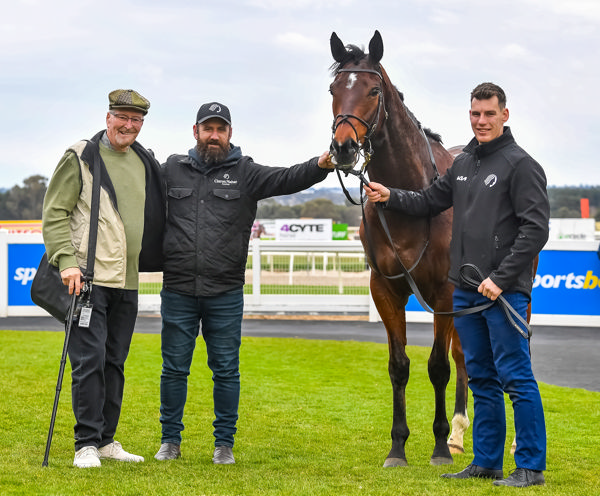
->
xmin=328 ymin=30 xmax=469 ymax=467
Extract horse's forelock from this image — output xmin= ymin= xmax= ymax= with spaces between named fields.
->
xmin=329 ymin=44 xmax=369 ymax=76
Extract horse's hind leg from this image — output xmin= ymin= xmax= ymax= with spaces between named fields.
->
xmin=447 ymin=327 xmax=470 ymax=455
xmin=429 ymin=314 xmax=454 ymax=465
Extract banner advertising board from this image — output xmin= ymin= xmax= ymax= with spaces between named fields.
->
xmin=0 ymin=220 xmax=42 ymax=233
xmin=8 ymin=243 xmax=45 ymax=306
xmin=548 ymin=218 xmax=595 ymax=241
xmin=404 ymin=246 xmax=600 ymax=316
xmin=275 ymin=219 xmax=332 ymax=241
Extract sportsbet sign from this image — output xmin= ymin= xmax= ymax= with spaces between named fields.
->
xmin=530 ymin=248 xmax=600 ymax=316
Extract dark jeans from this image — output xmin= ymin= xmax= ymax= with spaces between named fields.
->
xmin=68 ymin=285 xmax=138 ymax=451
xmin=159 ymin=288 xmax=243 ymax=447
xmin=453 ymin=288 xmax=546 ymax=471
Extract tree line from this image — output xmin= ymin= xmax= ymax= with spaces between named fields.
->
xmin=1 ymin=175 xmax=599 ymax=223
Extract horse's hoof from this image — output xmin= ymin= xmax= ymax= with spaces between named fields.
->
xmin=430 ymin=456 xmax=453 ymax=466
xmin=383 ymin=457 xmax=408 ymax=468
xmin=447 ymin=443 xmax=465 ymax=455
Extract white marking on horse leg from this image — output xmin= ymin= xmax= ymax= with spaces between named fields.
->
xmin=447 ymin=412 xmax=470 ymax=454
xmin=346 ymin=73 xmax=357 ymax=89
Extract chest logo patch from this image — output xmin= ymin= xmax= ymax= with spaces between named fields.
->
xmin=214 ymin=173 xmax=238 ymax=186
xmin=484 ymin=174 xmax=498 ymax=188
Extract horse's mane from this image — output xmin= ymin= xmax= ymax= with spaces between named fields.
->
xmin=396 ymin=88 xmax=443 ymax=143
xmin=330 ymin=44 xmax=443 ymax=144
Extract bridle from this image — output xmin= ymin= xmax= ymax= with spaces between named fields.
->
xmin=330 ymin=66 xmax=440 ymax=203
xmin=331 ymin=68 xmax=387 ymax=173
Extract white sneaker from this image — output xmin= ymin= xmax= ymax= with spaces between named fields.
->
xmin=98 ymin=441 xmax=144 ymax=463
xmin=73 ymin=446 xmax=101 ymax=468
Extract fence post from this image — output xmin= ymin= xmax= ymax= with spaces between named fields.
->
xmin=252 ymin=239 xmax=261 ymax=304
xmin=288 ymin=253 xmax=294 ymax=285
xmin=337 ymin=252 xmax=343 ymax=295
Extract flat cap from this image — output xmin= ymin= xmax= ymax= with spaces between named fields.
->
xmin=109 ymin=89 xmax=150 ymax=115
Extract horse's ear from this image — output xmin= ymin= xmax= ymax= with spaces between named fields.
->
xmin=330 ymin=32 xmax=347 ymax=63
xmin=368 ymin=30 xmax=383 ymax=64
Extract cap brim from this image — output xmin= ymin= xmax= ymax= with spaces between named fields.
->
xmin=110 ymin=105 xmax=148 ymax=116
xmin=197 ymin=115 xmax=231 ymax=125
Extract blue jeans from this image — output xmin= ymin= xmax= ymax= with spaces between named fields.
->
xmin=453 ymin=288 xmax=546 ymax=471
xmin=159 ymin=288 xmax=244 ymax=447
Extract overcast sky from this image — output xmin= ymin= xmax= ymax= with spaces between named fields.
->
xmin=2 ymin=0 xmax=599 ymax=190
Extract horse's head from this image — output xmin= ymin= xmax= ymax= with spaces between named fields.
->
xmin=329 ymin=30 xmax=386 ymax=173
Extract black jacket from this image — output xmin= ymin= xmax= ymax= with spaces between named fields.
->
xmin=386 ymin=127 xmax=549 ymax=297
xmin=162 ymin=146 xmax=330 ymax=296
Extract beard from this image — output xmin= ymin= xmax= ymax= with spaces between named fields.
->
xmin=197 ymin=139 xmax=229 ymax=165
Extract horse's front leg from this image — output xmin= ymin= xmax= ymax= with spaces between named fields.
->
xmin=385 ymin=327 xmax=411 ymax=467
xmin=427 ymin=313 xmax=453 ymax=465
xmin=371 ymin=275 xmax=410 ymax=467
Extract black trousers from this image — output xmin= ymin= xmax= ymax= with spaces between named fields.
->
xmin=67 ymin=285 xmax=138 ymax=450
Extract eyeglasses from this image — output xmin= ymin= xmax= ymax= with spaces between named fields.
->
xmin=110 ymin=112 xmax=144 ymax=125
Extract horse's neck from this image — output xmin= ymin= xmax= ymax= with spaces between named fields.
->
xmin=370 ymin=89 xmax=432 ymax=190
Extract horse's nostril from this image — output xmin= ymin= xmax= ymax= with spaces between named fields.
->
xmin=331 ymin=139 xmax=358 ymax=156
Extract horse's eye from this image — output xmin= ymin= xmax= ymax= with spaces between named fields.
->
xmin=370 ymin=87 xmax=381 ymax=97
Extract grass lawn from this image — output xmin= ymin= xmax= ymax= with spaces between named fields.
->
xmin=0 ymin=329 xmax=598 ymax=495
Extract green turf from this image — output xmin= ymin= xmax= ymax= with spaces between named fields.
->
xmin=0 ymin=330 xmax=598 ymax=495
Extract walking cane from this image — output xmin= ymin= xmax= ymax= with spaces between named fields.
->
xmin=42 ymin=291 xmax=78 ymax=467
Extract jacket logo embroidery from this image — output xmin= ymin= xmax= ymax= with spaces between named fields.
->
xmin=457 ymin=176 xmax=468 ymax=181
xmin=484 ymin=174 xmax=498 ymax=188
xmin=214 ymin=174 xmax=238 ymax=186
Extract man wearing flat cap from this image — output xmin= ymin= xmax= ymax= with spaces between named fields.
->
xmin=42 ymin=89 xmax=165 ymax=468
xmin=154 ymin=101 xmax=334 ymax=464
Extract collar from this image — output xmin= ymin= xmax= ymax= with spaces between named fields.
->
xmin=464 ymin=126 xmax=514 ymax=158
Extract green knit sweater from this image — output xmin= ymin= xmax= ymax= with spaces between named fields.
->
xmin=42 ymin=140 xmax=146 ymax=289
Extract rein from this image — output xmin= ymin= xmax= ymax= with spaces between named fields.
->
xmin=350 ymin=169 xmax=430 ymax=277
xmin=354 ymin=166 xmax=530 ymax=338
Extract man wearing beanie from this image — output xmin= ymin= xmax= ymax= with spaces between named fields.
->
xmin=42 ymin=89 xmax=165 ymax=468
xmin=155 ymin=101 xmax=334 ymax=464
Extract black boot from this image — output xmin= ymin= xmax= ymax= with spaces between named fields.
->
xmin=441 ymin=463 xmax=503 ymax=480
xmin=493 ymin=468 xmax=545 ymax=487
